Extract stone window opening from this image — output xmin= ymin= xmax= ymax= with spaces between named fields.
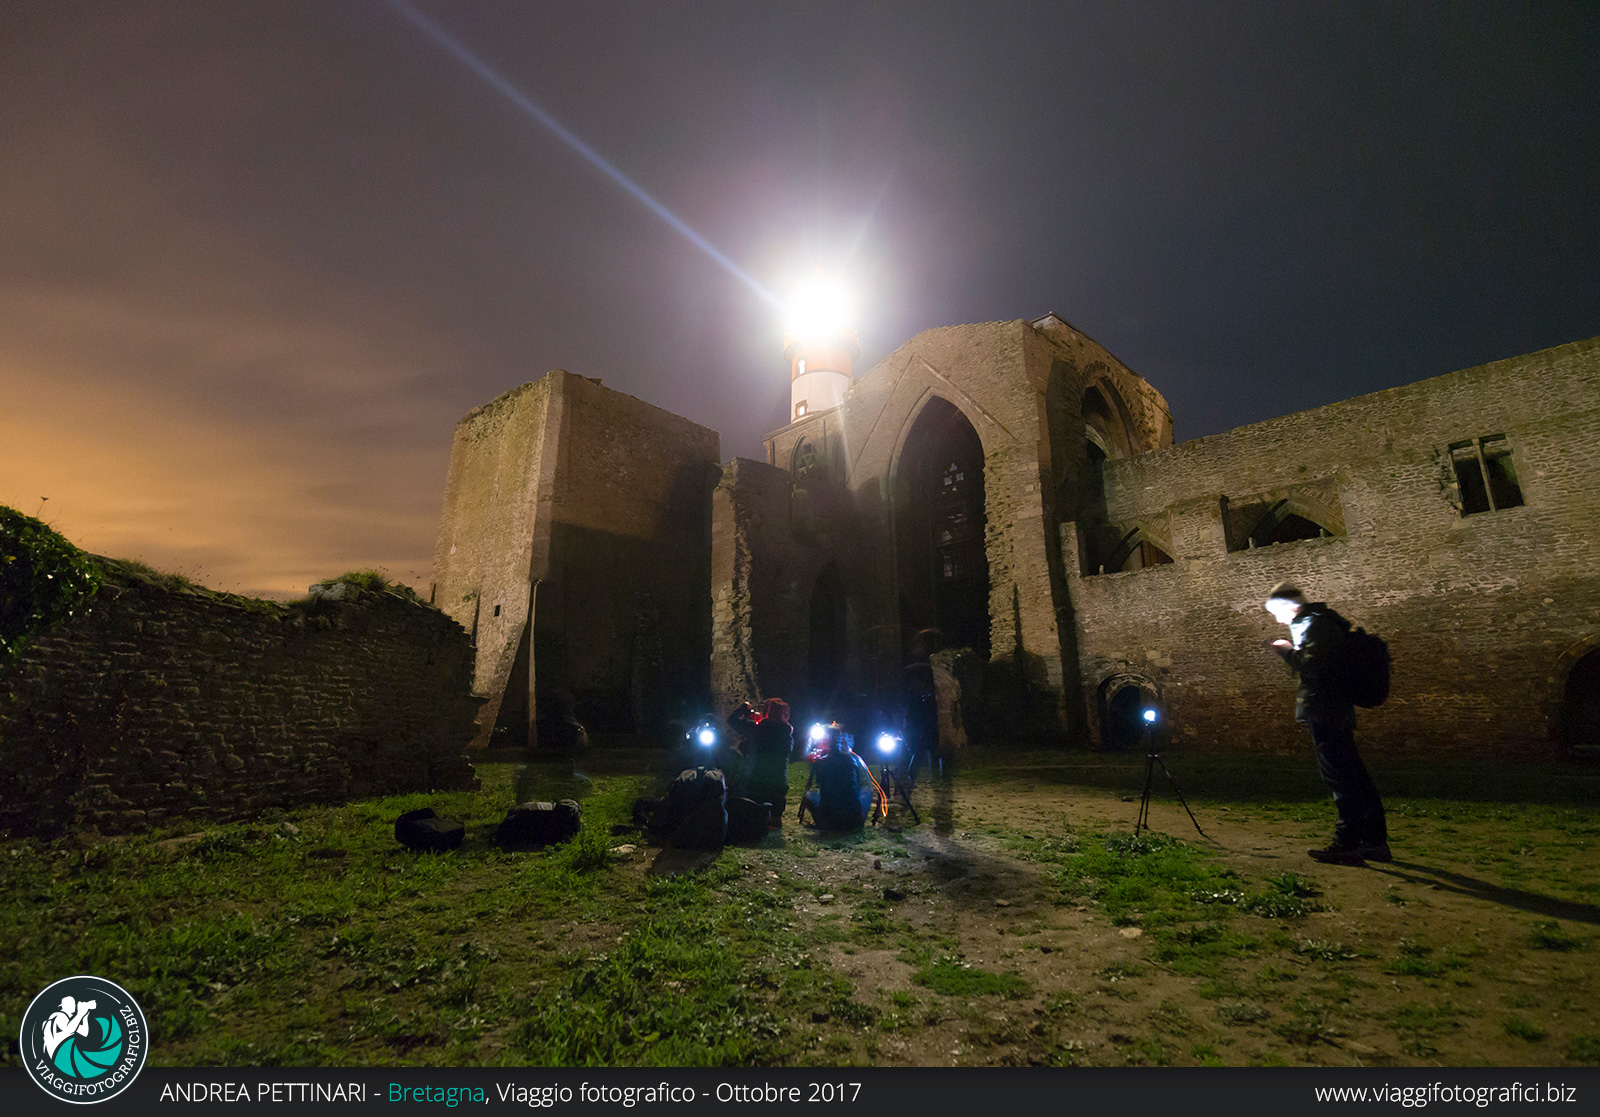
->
xmin=793 ymin=438 xmax=823 ymax=481
xmin=795 ymin=401 xmax=808 ymax=419
xmin=1095 ymin=526 xmax=1176 ymax=574
xmin=1243 ymin=499 xmax=1334 ymax=549
xmin=1449 ymin=435 xmax=1524 ymax=516
xmin=493 ymin=604 xmax=501 ymax=617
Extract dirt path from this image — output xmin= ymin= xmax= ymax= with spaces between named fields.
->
xmin=761 ymin=767 xmax=1600 ymax=1067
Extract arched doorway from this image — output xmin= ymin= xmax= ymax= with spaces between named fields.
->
xmin=894 ymin=398 xmax=990 ymax=659
xmin=1099 ymin=677 xmax=1156 ymax=751
xmin=808 ymin=562 xmax=847 ymax=709
xmin=1561 ymin=649 xmax=1600 ymax=760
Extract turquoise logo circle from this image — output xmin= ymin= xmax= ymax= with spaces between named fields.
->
xmin=19 ymin=976 xmax=147 ymax=1104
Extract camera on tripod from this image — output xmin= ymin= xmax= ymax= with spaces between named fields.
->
xmin=1132 ymin=705 xmax=1206 ymax=838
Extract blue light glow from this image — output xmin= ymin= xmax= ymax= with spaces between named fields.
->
xmin=696 ymin=727 xmax=716 ymax=746
xmin=1143 ymin=708 xmax=1158 ymax=723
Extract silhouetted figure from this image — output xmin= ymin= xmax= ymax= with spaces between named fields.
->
xmin=798 ymin=726 xmax=870 ymax=832
xmin=745 ymin=698 xmax=795 ymax=824
xmin=1265 ymin=581 xmax=1389 ymax=865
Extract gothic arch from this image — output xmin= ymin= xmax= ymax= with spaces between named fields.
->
xmin=891 ymin=395 xmax=992 ymax=659
xmin=1102 ymin=524 xmax=1177 ymax=574
xmin=888 ymin=389 xmax=992 ymax=483
xmin=1244 ymin=497 xmax=1342 ymax=549
xmin=1082 ymin=379 xmax=1137 ymax=462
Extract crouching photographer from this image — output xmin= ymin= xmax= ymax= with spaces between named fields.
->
xmin=797 ymin=723 xmax=877 ymax=832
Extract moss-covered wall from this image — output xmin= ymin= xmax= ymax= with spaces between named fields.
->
xmin=0 ymin=562 xmax=479 ymax=837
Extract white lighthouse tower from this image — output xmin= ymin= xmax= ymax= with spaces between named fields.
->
xmin=783 ymin=271 xmax=858 ymax=423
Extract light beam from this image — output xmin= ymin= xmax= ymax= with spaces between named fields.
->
xmin=383 ymin=0 xmax=779 ymax=307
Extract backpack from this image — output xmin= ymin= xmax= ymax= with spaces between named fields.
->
xmin=658 ymin=767 xmax=728 ymax=851
xmin=1341 ymin=626 xmax=1391 ymax=708
xmin=495 ymin=800 xmax=582 ymax=849
xmin=394 ymin=807 xmax=465 ymax=852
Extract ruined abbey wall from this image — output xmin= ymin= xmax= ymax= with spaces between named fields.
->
xmin=433 ymin=370 xmax=720 ymax=742
xmin=0 ymin=570 xmax=478 ymax=837
xmin=1069 ymin=336 xmax=1600 ymax=756
xmin=742 ymin=318 xmax=1171 ymax=737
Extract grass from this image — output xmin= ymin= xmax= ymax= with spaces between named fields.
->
xmin=2 ymin=748 xmax=1598 ymax=1067
xmin=911 ymin=959 xmax=1030 ymax=999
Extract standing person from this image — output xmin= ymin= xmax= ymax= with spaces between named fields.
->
xmin=746 ymin=698 xmax=796 ymax=825
xmin=896 ymin=629 xmax=942 ymax=784
xmin=1264 ymin=582 xmax=1390 ymax=865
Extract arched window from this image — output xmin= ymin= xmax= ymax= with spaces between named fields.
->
xmin=1246 ymin=500 xmax=1335 ymax=549
xmin=792 ymin=438 xmax=822 ymax=481
xmin=1099 ymin=526 xmax=1176 ymax=574
xmin=1083 ymin=383 xmax=1134 ymax=461
xmin=893 ymin=398 xmax=990 ymax=658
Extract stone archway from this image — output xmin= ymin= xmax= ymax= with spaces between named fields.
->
xmin=894 ymin=397 xmax=991 ymax=659
xmin=1097 ymin=673 xmax=1160 ymax=751
xmin=1559 ymin=648 xmax=1600 ymax=760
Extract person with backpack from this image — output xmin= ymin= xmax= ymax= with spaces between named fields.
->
xmin=1264 ymin=582 xmax=1390 ymax=865
xmin=897 ymin=628 xmax=947 ymax=784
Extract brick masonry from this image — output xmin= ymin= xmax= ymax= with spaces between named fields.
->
xmin=451 ymin=320 xmax=1598 ymax=759
xmin=735 ymin=316 xmax=1170 ymax=738
xmin=1071 ymin=336 xmax=1600 ymax=756
xmin=0 ymin=568 xmax=479 ymax=837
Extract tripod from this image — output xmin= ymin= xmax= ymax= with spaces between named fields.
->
xmin=878 ymin=764 xmax=920 ymax=824
xmin=1135 ymin=727 xmax=1206 ymax=838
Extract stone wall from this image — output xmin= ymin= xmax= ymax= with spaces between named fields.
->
xmin=1069 ymin=336 xmax=1600 ymax=756
xmin=0 ymin=568 xmax=479 ymax=837
xmin=751 ymin=317 xmax=1171 ymax=739
xmin=432 ymin=370 xmax=721 ymax=743
xmin=709 ymin=457 xmax=870 ymax=720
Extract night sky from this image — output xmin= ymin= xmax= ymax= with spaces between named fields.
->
xmin=3 ymin=1 xmax=1595 ymax=598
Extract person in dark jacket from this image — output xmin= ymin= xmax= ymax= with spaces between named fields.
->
xmin=896 ymin=629 xmax=943 ymax=784
xmin=1265 ymin=582 xmax=1390 ymax=865
xmin=745 ymin=698 xmax=796 ymax=825
xmin=798 ymin=727 xmax=870 ymax=832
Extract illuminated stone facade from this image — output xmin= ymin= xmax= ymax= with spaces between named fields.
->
xmin=439 ymin=323 xmax=1600 ymax=757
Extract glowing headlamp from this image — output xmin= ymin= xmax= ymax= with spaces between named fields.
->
xmin=695 ymin=724 xmax=717 ymax=747
xmin=876 ymin=733 xmax=899 ymax=755
xmin=808 ymin=723 xmax=827 ymax=743
xmin=1142 ymin=708 xmax=1157 ymax=724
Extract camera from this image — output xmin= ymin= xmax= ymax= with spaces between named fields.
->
xmin=804 ymin=722 xmax=852 ymax=761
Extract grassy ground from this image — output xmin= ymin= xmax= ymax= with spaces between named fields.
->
xmin=2 ymin=748 xmax=1597 ymax=1067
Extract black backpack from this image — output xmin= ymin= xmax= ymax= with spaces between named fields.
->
xmin=1341 ymin=626 xmax=1391 ymax=708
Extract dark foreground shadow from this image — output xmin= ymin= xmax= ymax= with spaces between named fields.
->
xmin=1375 ymin=859 xmax=1600 ymax=925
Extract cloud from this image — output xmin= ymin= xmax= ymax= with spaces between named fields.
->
xmin=0 ymin=284 xmax=464 ymax=598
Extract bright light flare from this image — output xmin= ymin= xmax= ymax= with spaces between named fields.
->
xmin=696 ymin=726 xmax=716 ymax=746
xmin=876 ymin=733 xmax=898 ymax=755
xmin=1142 ymin=708 xmax=1158 ymax=724
xmin=785 ymin=272 xmax=854 ymax=343
xmin=808 ymin=723 xmax=828 ymax=742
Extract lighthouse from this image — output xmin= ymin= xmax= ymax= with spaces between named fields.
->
xmin=783 ymin=271 xmax=858 ymax=423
